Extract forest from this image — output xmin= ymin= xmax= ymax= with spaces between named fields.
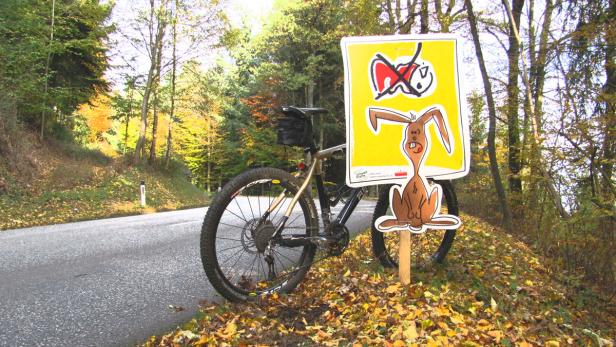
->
xmin=0 ymin=0 xmax=614 ymax=301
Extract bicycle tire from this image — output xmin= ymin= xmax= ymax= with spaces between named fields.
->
xmin=370 ymin=180 xmax=459 ymax=268
xmin=200 ymin=168 xmax=318 ymax=302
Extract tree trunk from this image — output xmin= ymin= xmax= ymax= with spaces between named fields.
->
xmin=400 ymin=0 xmax=417 ymax=34
xmin=504 ymin=0 xmax=524 ymax=196
xmin=149 ymin=31 xmax=164 ymax=164
xmin=465 ymin=0 xmax=513 ymax=230
xmin=526 ymin=0 xmax=552 ymax=212
xmin=40 ymin=0 xmax=55 ymax=141
xmin=434 ymin=0 xmax=456 ymax=33
xmin=385 ymin=0 xmax=396 ymax=33
xmin=503 ymin=0 xmax=569 ymax=218
xmin=164 ymin=0 xmax=178 ymax=169
xmin=600 ymin=0 xmax=616 ymax=195
xmin=134 ymin=0 xmax=165 ymax=165
xmin=124 ymin=87 xmax=133 ymax=155
xmin=149 ymin=87 xmax=159 ymax=163
xmin=305 ymin=82 xmax=315 ymax=194
xmin=420 ymin=0 xmax=429 ymax=33
xmin=206 ymin=113 xmax=212 ymax=193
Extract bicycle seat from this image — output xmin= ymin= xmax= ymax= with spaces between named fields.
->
xmin=281 ymin=106 xmax=328 ymax=118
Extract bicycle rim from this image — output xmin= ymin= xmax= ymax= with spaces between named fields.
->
xmin=201 ymin=168 xmax=317 ymax=301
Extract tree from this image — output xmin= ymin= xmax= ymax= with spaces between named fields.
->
xmin=465 ymin=0 xmax=513 ymax=230
xmin=133 ymin=0 xmax=168 ymax=165
xmin=0 ymin=0 xmax=112 ymax=145
xmin=503 ymin=0 xmax=524 ymax=197
xmin=164 ymin=0 xmax=179 ymax=168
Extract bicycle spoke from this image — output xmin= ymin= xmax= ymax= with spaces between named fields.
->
xmin=233 ymin=197 xmax=248 ymax=222
xmin=270 ymin=193 xmax=289 ymax=223
xmin=245 ymin=253 xmax=259 ymax=283
xmin=272 ymin=248 xmax=298 ymax=265
xmin=217 ymin=221 xmax=244 ymax=230
xmin=217 ymin=244 xmax=244 ymax=253
xmin=246 ymin=195 xmax=255 ymax=220
xmin=223 ymin=206 xmax=247 ymax=223
xmin=286 ymin=213 xmax=302 ymax=228
xmin=257 ymin=253 xmax=267 ymax=282
xmin=218 ymin=247 xmax=247 ymax=268
xmin=215 ymin=236 xmax=242 ymax=242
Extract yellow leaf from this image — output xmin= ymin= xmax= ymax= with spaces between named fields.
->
xmin=487 ymin=330 xmax=503 ymax=341
xmin=386 ymin=284 xmax=400 ymax=294
xmin=545 ymin=341 xmax=560 ymax=347
xmin=218 ymin=319 xmax=238 ymax=339
xmin=477 ymin=319 xmax=490 ymax=326
xmin=450 ymin=315 xmax=464 ymax=325
xmin=403 ymin=321 xmax=419 ymax=340
xmin=490 ymin=297 xmax=498 ymax=312
xmin=194 ymin=336 xmax=209 ymax=346
xmin=343 ymin=269 xmax=351 ymax=277
xmin=524 ymin=280 xmax=534 ymax=286
xmin=393 ymin=339 xmax=406 ymax=347
xmin=435 ymin=306 xmax=450 ymax=316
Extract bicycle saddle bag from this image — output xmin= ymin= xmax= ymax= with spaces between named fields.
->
xmin=277 ymin=107 xmax=313 ymax=147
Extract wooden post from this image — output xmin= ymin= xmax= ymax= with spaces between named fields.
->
xmin=399 ymin=230 xmax=411 ymax=285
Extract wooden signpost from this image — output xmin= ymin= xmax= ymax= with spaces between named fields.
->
xmin=341 ymin=35 xmax=470 ymax=284
xmin=399 ymin=231 xmax=411 ymax=284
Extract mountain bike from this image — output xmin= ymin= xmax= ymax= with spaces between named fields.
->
xmin=200 ymin=106 xmax=459 ymax=302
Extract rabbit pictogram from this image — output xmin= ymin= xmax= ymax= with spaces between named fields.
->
xmin=368 ymin=106 xmax=461 ymax=233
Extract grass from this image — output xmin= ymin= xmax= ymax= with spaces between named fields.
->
xmin=0 ymin=147 xmax=209 ymax=230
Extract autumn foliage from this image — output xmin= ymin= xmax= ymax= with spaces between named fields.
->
xmin=77 ymin=93 xmax=112 ymax=142
xmin=146 ymin=214 xmax=615 ymax=346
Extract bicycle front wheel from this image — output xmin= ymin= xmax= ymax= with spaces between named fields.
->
xmin=370 ymin=180 xmax=459 ymax=268
xmin=200 ymin=168 xmax=318 ymax=302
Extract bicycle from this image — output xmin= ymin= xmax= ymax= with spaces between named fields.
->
xmin=200 ymin=106 xmax=459 ymax=302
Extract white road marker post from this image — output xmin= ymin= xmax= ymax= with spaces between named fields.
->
xmin=140 ymin=180 xmax=146 ymax=208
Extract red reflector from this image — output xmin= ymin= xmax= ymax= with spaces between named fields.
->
xmin=297 ymin=162 xmax=306 ymax=170
xmin=394 ymin=171 xmax=407 ymax=177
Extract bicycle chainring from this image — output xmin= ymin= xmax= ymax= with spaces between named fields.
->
xmin=326 ymin=222 xmax=350 ymax=256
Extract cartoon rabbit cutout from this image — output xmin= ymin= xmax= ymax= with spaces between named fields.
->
xmin=368 ymin=106 xmax=461 ymax=233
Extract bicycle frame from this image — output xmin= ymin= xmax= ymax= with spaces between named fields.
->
xmin=264 ymin=143 xmax=366 ymax=247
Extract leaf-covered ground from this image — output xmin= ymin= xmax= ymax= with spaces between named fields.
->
xmin=0 ymin=154 xmax=208 ymax=230
xmin=145 ymin=214 xmax=615 ymax=346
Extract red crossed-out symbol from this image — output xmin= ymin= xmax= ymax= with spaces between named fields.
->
xmin=370 ymin=42 xmax=432 ymax=100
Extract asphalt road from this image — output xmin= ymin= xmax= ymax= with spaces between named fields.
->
xmin=0 ymin=199 xmax=375 ymax=347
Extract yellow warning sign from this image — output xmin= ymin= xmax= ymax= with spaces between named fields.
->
xmin=341 ymin=34 xmax=470 ymax=187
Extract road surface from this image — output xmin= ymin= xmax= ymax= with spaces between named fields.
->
xmin=0 ymin=200 xmax=375 ymax=346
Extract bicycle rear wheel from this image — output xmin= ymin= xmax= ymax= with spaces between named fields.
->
xmin=370 ymin=180 xmax=459 ymax=268
xmin=200 ymin=168 xmax=318 ymax=302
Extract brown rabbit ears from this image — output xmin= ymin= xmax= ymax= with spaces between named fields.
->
xmin=368 ymin=108 xmax=413 ymax=130
xmin=367 ymin=107 xmax=452 ymax=153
